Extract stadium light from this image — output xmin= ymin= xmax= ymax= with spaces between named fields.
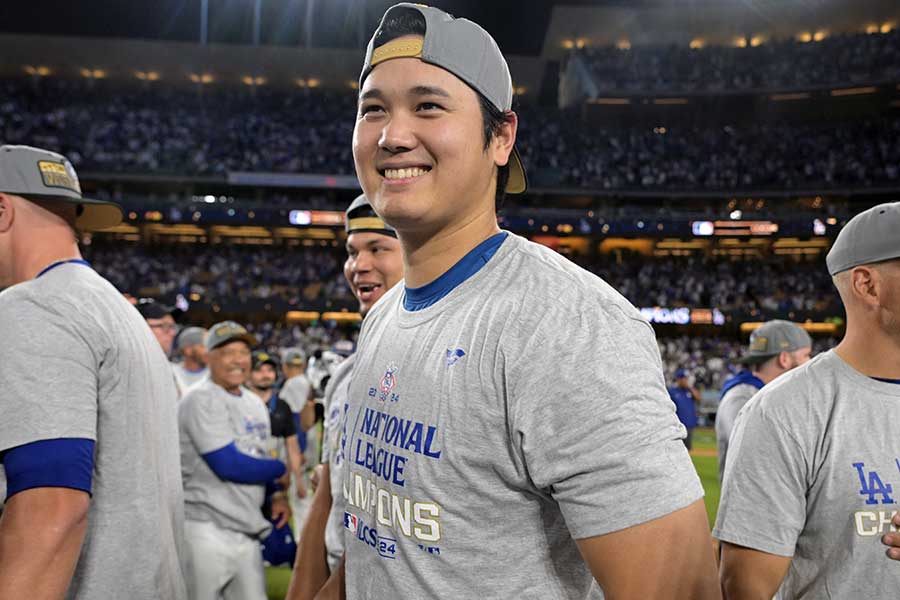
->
xmin=733 ymin=37 xmax=747 ymax=48
xmin=797 ymin=32 xmax=812 ymax=43
xmin=190 ymin=73 xmax=214 ymax=84
xmin=689 ymin=39 xmax=705 ymax=49
xmin=616 ymin=39 xmax=631 ymax=50
xmin=307 ymin=78 xmax=321 ymax=88
xmin=575 ymin=38 xmax=588 ymax=49
xmin=80 ymin=68 xmax=107 ymax=79
xmin=24 ymin=65 xmax=51 ymax=77
xmin=136 ymin=71 xmax=160 ymax=81
xmin=813 ymin=30 xmax=828 ymax=42
xmin=882 ymin=23 xmax=895 ymax=34
xmin=866 ymin=24 xmax=880 ymax=34
xmin=347 ymin=80 xmax=359 ymax=90
xmin=561 ymin=39 xmax=574 ymax=50
xmin=514 ymin=86 xmax=527 ymax=96
xmin=750 ymin=36 xmax=764 ymax=47
xmin=242 ymin=76 xmax=266 ymax=86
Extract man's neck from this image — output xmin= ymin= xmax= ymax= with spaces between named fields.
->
xmin=15 ymin=244 xmax=83 ymax=284
xmin=836 ymin=319 xmax=900 ymax=379
xmin=400 ymin=209 xmax=500 ymax=289
xmin=250 ymin=386 xmax=273 ymax=402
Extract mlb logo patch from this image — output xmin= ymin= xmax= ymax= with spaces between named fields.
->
xmin=344 ymin=512 xmax=359 ymax=533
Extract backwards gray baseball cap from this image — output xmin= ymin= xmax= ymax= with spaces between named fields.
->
xmin=740 ymin=320 xmax=813 ymax=364
xmin=206 ymin=321 xmax=257 ymax=352
xmin=346 ymin=194 xmax=397 ymax=237
xmin=176 ymin=326 xmax=207 ymax=352
xmin=360 ymin=3 xmax=527 ymax=195
xmin=0 ymin=145 xmax=122 ymax=231
xmin=282 ymin=348 xmax=307 ymax=366
xmin=826 ymin=202 xmax=900 ymax=276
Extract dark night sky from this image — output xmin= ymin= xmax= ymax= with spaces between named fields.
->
xmin=0 ymin=0 xmax=656 ymax=55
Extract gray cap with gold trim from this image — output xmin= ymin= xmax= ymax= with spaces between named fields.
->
xmin=739 ymin=320 xmax=812 ymax=364
xmin=0 ymin=145 xmax=122 ymax=230
xmin=206 ymin=321 xmax=258 ymax=352
xmin=345 ymin=194 xmax=397 ymax=237
xmin=359 ymin=3 xmax=527 ymax=194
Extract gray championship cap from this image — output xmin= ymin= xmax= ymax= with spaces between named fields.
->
xmin=206 ymin=321 xmax=258 ymax=352
xmin=360 ymin=3 xmax=527 ymax=194
xmin=282 ymin=348 xmax=307 ymax=366
xmin=175 ymin=326 xmax=207 ymax=352
xmin=740 ymin=320 xmax=813 ymax=364
xmin=826 ymin=202 xmax=900 ymax=276
xmin=0 ymin=145 xmax=122 ymax=230
xmin=345 ymin=194 xmax=397 ymax=237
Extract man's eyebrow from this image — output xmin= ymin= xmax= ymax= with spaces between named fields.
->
xmin=359 ymin=88 xmax=384 ymax=102
xmin=409 ymin=85 xmax=451 ymax=98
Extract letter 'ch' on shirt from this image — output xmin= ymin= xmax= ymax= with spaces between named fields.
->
xmin=714 ymin=350 xmax=900 ymax=599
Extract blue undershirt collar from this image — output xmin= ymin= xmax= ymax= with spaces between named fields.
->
xmin=404 ymin=232 xmax=508 ymax=311
xmin=872 ymin=377 xmax=900 ymax=385
xmin=36 ymin=259 xmax=91 ymax=279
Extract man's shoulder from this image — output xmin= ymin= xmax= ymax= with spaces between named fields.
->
xmin=745 ymin=354 xmax=835 ymax=422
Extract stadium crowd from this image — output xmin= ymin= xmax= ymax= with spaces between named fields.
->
xmin=576 ymin=29 xmax=900 ymax=92
xmin=3 ymin=78 xmax=900 ymax=191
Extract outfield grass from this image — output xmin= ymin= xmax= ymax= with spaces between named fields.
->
xmin=265 ymin=428 xmax=724 ymax=598
xmin=690 ymin=427 xmax=721 ymax=528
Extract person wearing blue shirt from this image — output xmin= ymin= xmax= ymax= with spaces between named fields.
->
xmin=668 ymin=368 xmax=701 ymax=450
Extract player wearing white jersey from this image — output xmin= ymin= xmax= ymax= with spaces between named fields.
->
xmin=333 ymin=4 xmax=720 ymax=599
xmin=715 ymin=202 xmax=900 ymax=599
xmin=286 ymin=194 xmax=403 ymax=600
xmin=0 ymin=145 xmax=186 ymax=599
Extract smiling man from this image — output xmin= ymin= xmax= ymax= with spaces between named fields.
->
xmin=287 ymin=194 xmax=403 ymax=600
xmin=178 ymin=321 xmax=290 ymax=600
xmin=336 ymin=4 xmax=720 ymax=599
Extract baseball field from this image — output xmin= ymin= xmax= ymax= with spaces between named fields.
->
xmin=263 ymin=428 xmax=723 ymax=599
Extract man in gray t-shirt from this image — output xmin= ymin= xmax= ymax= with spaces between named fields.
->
xmin=716 ymin=202 xmax=900 ymax=598
xmin=715 ymin=320 xmax=811 ymax=481
xmin=338 ymin=5 xmax=719 ymax=598
xmin=286 ymin=194 xmax=403 ymax=600
xmin=179 ymin=321 xmax=290 ymax=600
xmin=0 ymin=145 xmax=186 ymax=599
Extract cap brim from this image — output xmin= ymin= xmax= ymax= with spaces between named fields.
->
xmin=23 ymin=193 xmax=123 ymax=231
xmin=505 ymin=146 xmax=527 ymax=195
xmin=738 ymin=352 xmax=776 ymax=365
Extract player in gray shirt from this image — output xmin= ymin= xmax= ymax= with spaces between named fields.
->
xmin=287 ymin=195 xmax=404 ymax=600
xmin=715 ymin=319 xmax=811 ymax=481
xmin=0 ymin=145 xmax=186 ymax=599
xmin=339 ymin=4 xmax=720 ymax=598
xmin=715 ymin=202 xmax=900 ymax=598
xmin=179 ymin=321 xmax=290 ymax=600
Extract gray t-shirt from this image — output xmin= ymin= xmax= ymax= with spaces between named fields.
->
xmin=713 ymin=350 xmax=900 ymax=599
xmin=715 ymin=382 xmax=760 ymax=482
xmin=321 ymin=354 xmax=355 ymax=572
xmin=179 ymin=379 xmax=275 ymax=539
xmin=172 ymin=363 xmax=208 ymax=394
xmin=280 ymin=374 xmax=312 ymax=414
xmin=0 ymin=263 xmax=186 ymax=600
xmin=341 ymin=233 xmax=703 ymax=599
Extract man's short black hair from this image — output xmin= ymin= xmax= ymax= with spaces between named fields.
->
xmin=372 ymin=7 xmax=510 ymax=207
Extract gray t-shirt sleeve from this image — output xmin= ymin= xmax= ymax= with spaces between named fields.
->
xmin=281 ymin=376 xmax=311 ymax=413
xmin=0 ymin=291 xmax=99 ymax=450
xmin=713 ymin=396 xmax=807 ymax=556
xmin=510 ymin=307 xmax=703 ymax=540
xmin=180 ymin=389 xmax=235 ymax=455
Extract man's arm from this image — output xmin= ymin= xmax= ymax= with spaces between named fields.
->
xmin=576 ymin=499 xmax=721 ymax=599
xmin=314 ymin=556 xmax=345 ymax=600
xmin=286 ymin=464 xmax=333 ymax=600
xmin=286 ymin=435 xmax=307 ymax=499
xmin=0 ymin=487 xmax=89 ymax=599
xmin=719 ymin=542 xmax=791 ymax=600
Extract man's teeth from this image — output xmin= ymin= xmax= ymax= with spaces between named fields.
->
xmin=384 ymin=167 xmax=428 ymax=180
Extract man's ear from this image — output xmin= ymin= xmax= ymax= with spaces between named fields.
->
xmin=491 ymin=111 xmax=518 ymax=168
xmin=0 ymin=193 xmax=16 ymax=233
